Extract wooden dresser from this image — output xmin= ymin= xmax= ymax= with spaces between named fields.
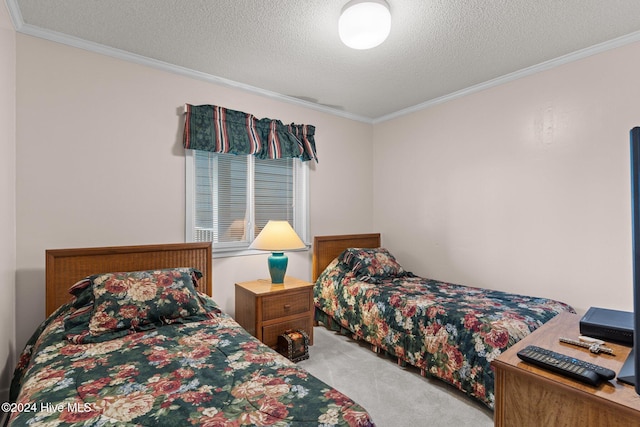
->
xmin=492 ymin=311 xmax=640 ymax=426
xmin=234 ymin=276 xmax=314 ymax=348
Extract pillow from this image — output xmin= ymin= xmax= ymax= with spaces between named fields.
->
xmin=339 ymin=247 xmax=406 ymax=278
xmin=65 ymin=268 xmax=207 ymax=343
xmin=67 ymin=277 xmax=94 ymax=309
xmin=69 ymin=277 xmax=92 ymax=296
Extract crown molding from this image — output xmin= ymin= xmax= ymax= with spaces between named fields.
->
xmin=5 ymin=0 xmax=23 ymax=29
xmin=6 ymin=0 xmax=374 ymax=124
xmin=374 ymin=30 xmax=640 ymax=124
xmin=8 ymin=0 xmax=640 ymax=126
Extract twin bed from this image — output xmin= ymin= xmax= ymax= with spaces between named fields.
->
xmin=8 ymin=242 xmax=374 ymax=427
xmin=311 ymin=233 xmax=574 ymax=408
xmin=8 ymin=234 xmax=574 ymax=425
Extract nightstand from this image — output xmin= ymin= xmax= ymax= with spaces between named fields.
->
xmin=235 ymin=276 xmax=314 ymax=348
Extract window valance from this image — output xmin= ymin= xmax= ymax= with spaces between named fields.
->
xmin=183 ymin=104 xmax=318 ymax=162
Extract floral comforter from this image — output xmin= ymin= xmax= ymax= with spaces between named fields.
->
xmin=8 ymin=296 xmax=374 ymax=426
xmin=314 ymin=249 xmax=575 ymax=408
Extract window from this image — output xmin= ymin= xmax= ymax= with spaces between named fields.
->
xmin=186 ymin=150 xmax=309 ymax=255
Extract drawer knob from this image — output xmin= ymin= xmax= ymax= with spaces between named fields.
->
xmin=283 ymin=304 xmax=291 ymax=309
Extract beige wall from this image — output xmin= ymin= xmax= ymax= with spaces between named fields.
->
xmin=373 ymin=41 xmax=640 ymax=314
xmin=10 ymin=21 xmax=640 ymax=392
xmin=15 ymin=34 xmax=373 ymax=352
xmin=0 ymin=1 xmax=16 ymax=403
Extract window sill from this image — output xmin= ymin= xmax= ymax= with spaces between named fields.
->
xmin=212 ymin=245 xmax=310 ymax=259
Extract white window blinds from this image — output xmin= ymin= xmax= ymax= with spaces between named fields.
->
xmin=186 ymin=150 xmax=308 ymax=254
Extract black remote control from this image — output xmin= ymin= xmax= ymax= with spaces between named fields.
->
xmin=516 ymin=345 xmax=615 ymax=386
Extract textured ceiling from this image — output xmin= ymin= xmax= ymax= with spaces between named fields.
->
xmin=8 ymin=0 xmax=640 ymax=122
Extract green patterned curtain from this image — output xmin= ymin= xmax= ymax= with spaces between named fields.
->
xmin=183 ymin=104 xmax=318 ymax=162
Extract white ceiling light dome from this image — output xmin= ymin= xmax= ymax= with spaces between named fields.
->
xmin=339 ymin=0 xmax=391 ymax=50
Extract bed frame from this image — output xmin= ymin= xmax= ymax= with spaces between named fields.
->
xmin=45 ymin=242 xmax=212 ymax=316
xmin=312 ymin=233 xmax=381 ymax=281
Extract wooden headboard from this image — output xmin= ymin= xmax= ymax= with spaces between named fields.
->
xmin=45 ymin=242 xmax=212 ymax=316
xmin=312 ymin=233 xmax=381 ymax=281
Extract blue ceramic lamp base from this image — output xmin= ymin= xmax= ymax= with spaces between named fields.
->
xmin=268 ymin=252 xmax=288 ymax=284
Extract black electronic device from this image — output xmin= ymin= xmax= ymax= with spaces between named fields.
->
xmin=517 ymin=345 xmax=615 ymax=386
xmin=618 ymin=127 xmax=640 ymax=391
xmin=579 ymin=307 xmax=633 ymax=345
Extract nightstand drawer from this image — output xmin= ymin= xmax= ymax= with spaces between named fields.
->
xmin=262 ymin=318 xmax=311 ymax=348
xmin=262 ymin=290 xmax=310 ymax=321
xmin=235 ymin=277 xmax=314 ymax=347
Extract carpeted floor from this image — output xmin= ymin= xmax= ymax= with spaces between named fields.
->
xmin=298 ymin=326 xmax=494 ymax=427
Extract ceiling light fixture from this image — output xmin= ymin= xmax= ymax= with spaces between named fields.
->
xmin=339 ymin=0 xmax=391 ymax=50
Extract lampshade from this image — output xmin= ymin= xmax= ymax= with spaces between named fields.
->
xmin=339 ymin=0 xmax=391 ymax=50
xmin=250 ymin=221 xmax=305 ymax=284
xmin=250 ymin=221 xmax=306 ymax=251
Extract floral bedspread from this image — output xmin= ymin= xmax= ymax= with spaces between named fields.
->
xmin=314 ymin=255 xmax=575 ymax=408
xmin=8 ymin=296 xmax=374 ymax=426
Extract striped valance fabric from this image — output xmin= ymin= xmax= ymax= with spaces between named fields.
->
xmin=183 ymin=104 xmax=318 ymax=162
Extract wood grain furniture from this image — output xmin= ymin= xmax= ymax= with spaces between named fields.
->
xmin=492 ymin=311 xmax=640 ymax=426
xmin=45 ymin=242 xmax=212 ymax=316
xmin=235 ymin=276 xmax=314 ymax=348
xmin=311 ymin=233 xmax=574 ymax=408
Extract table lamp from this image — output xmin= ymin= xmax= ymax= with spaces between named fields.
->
xmin=249 ymin=220 xmax=306 ymax=284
